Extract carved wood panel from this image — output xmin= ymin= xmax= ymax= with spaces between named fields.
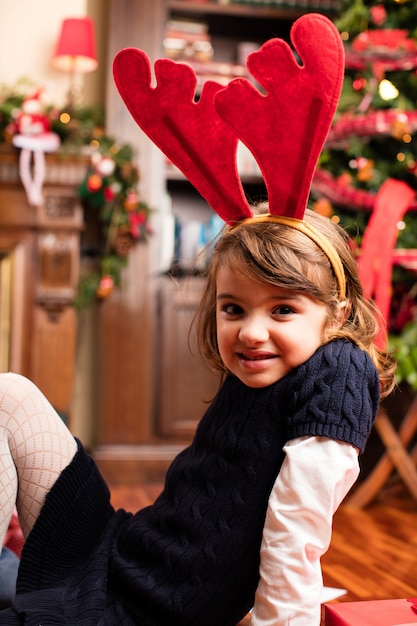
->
xmin=0 ymin=146 xmax=85 ymax=422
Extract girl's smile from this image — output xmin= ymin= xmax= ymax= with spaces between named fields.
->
xmin=216 ymin=267 xmax=329 ymax=388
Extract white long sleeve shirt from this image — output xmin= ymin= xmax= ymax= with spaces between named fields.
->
xmin=250 ymin=435 xmax=360 ymax=626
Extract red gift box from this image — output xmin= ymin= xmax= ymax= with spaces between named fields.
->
xmin=325 ymin=599 xmax=417 ymax=625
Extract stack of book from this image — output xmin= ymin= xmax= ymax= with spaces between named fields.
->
xmin=163 ymin=18 xmax=214 ymax=63
xmin=163 ymin=18 xmax=248 ymax=91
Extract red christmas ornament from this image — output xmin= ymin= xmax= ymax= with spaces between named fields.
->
xmin=124 ymin=190 xmax=139 ymax=211
xmin=104 ymin=185 xmax=116 ymax=201
xmin=369 ymin=5 xmax=387 ymax=27
xmin=96 ymin=274 xmax=114 ymax=299
xmin=352 ymin=77 xmax=367 ymax=91
xmin=129 ymin=211 xmax=146 ymax=238
xmin=87 ymin=173 xmax=103 ymax=192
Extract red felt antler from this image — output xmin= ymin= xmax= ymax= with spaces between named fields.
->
xmin=113 ymin=49 xmax=251 ymax=224
xmin=215 ymin=13 xmax=344 ymax=219
xmin=113 ymin=13 xmax=344 ymax=225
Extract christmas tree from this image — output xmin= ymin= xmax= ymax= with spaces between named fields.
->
xmin=312 ymin=0 xmax=417 ymax=387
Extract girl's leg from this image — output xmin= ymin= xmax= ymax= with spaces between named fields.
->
xmin=0 ymin=373 xmax=77 ymax=543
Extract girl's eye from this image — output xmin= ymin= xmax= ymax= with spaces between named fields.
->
xmin=273 ymin=305 xmax=295 ymax=316
xmin=222 ymin=303 xmax=243 ymax=315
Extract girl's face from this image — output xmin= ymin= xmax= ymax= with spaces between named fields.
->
xmin=216 ymin=266 xmax=329 ymax=388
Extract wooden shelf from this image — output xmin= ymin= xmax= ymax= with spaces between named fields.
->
xmin=166 ymin=163 xmax=263 ymax=186
xmin=167 ymin=0 xmax=306 ymax=19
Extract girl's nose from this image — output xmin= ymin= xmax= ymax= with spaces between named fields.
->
xmin=238 ymin=314 xmax=269 ymax=344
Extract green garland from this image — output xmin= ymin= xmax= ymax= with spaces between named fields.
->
xmin=75 ymin=138 xmax=153 ymax=309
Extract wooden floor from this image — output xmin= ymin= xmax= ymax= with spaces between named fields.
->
xmin=108 ymin=474 xmax=417 ymax=624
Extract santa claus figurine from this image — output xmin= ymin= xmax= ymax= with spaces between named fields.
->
xmin=12 ymin=89 xmax=60 ymax=206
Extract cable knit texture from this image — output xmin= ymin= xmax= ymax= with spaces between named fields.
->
xmin=0 ymin=339 xmax=379 ymax=626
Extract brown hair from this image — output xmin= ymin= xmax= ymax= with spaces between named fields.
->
xmin=192 ymin=206 xmax=395 ymax=398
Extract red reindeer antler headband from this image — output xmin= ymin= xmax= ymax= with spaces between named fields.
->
xmin=113 ymin=13 xmax=346 ymax=298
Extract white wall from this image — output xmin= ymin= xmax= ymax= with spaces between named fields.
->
xmin=0 ymin=0 xmax=107 ymax=108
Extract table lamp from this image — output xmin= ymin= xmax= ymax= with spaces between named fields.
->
xmin=52 ymin=17 xmax=98 ymax=109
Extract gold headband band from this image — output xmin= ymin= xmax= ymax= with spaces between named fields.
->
xmin=228 ymin=214 xmax=346 ymax=301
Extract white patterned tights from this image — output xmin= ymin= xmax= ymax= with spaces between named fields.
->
xmin=0 ymin=373 xmax=77 ymax=545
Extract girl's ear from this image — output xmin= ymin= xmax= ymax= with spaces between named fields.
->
xmin=335 ymin=300 xmax=350 ymax=326
xmin=323 ymin=300 xmax=350 ymax=342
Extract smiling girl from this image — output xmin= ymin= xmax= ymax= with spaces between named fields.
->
xmin=190 ymin=206 xmax=395 ymax=624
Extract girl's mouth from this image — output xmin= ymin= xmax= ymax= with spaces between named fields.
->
xmin=238 ymin=352 xmax=277 ymax=361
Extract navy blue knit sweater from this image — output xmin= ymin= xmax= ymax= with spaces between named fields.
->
xmin=0 ymin=340 xmax=379 ymax=625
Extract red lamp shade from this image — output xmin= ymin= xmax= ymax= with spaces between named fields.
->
xmin=52 ymin=17 xmax=98 ymax=73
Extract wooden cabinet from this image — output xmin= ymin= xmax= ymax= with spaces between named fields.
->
xmin=0 ymin=147 xmax=85 ymax=423
xmin=157 ymin=277 xmax=220 ymax=437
